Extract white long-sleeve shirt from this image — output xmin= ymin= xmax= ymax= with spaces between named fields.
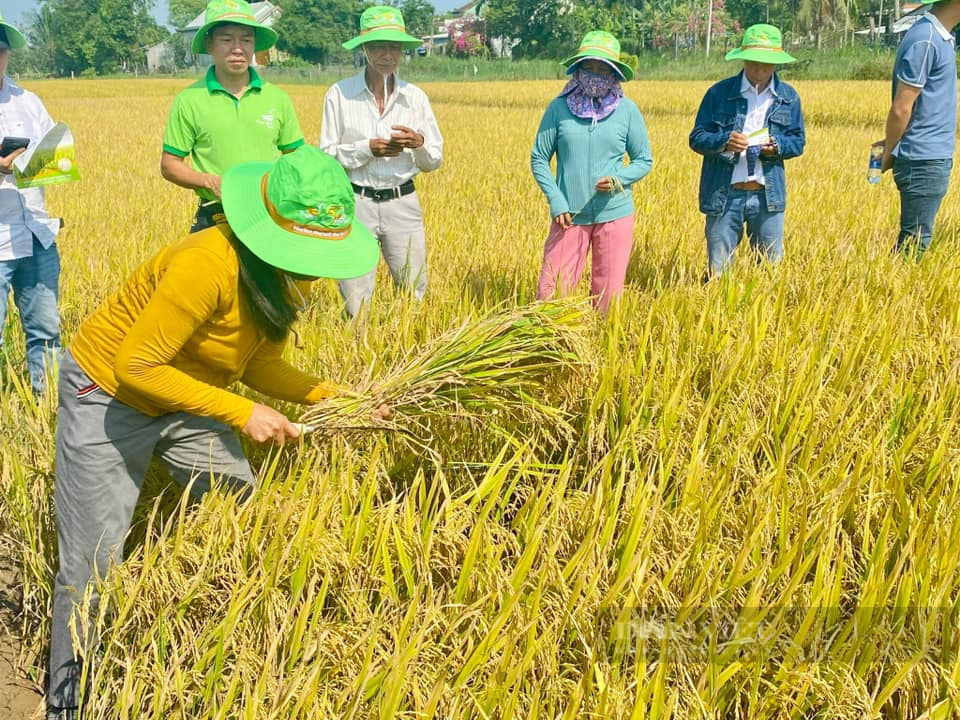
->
xmin=320 ymin=71 xmax=443 ymax=189
xmin=731 ymin=74 xmax=776 ymax=186
xmin=0 ymin=77 xmax=59 ymax=261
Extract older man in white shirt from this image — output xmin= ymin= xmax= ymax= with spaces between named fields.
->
xmin=0 ymin=13 xmax=61 ymax=396
xmin=321 ymin=5 xmax=443 ymax=318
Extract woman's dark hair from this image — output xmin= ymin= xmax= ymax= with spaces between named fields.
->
xmin=228 ymin=233 xmax=298 ymax=342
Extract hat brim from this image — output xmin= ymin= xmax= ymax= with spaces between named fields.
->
xmin=191 ymin=20 xmax=278 ymax=55
xmin=0 ymin=23 xmax=26 ymax=50
xmin=561 ymin=52 xmax=633 ymax=81
xmin=725 ymin=47 xmax=796 ymax=64
xmin=564 ymin=56 xmax=628 ymax=81
xmin=342 ymin=30 xmax=423 ymax=51
xmin=221 ymin=162 xmax=380 ymax=280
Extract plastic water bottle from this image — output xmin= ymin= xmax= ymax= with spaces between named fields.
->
xmin=867 ymin=144 xmax=883 ymax=184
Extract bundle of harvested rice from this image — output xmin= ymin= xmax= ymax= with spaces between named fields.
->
xmin=298 ymin=301 xmax=593 ymax=446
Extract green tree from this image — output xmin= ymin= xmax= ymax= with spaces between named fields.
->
xmin=273 ymin=0 xmax=362 ymax=65
xmin=485 ymin=0 xmax=582 ymax=58
xmin=169 ymin=0 xmax=207 ymax=29
xmin=397 ymin=0 xmax=435 ymax=39
xmin=34 ymin=0 xmax=167 ymax=75
xmin=15 ymin=6 xmax=58 ymax=75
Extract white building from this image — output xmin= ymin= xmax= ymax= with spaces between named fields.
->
xmin=146 ymin=41 xmax=176 ymax=73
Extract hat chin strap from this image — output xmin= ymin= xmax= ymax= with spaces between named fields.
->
xmin=261 ymin=174 xmax=351 ymax=241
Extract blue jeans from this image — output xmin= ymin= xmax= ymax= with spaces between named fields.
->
xmin=704 ymin=188 xmax=785 ymax=277
xmin=893 ymin=157 xmax=953 ymax=256
xmin=190 ymin=200 xmax=225 ymax=234
xmin=0 ymin=237 xmax=61 ymax=394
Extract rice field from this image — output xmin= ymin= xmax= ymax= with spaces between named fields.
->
xmin=2 ymin=77 xmax=960 ymax=719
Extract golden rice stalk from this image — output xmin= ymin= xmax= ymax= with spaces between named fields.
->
xmin=298 ymin=300 xmax=594 ymax=445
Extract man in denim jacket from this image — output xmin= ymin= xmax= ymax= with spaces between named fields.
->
xmin=689 ymin=24 xmax=805 ymax=278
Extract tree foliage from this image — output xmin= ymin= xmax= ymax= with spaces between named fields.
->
xmin=395 ymin=0 xmax=436 ymax=39
xmin=273 ymin=0 xmax=363 ymax=65
xmin=484 ymin=0 xmax=902 ymax=58
xmin=168 ymin=0 xmax=207 ymax=29
xmin=33 ymin=0 xmax=168 ymax=75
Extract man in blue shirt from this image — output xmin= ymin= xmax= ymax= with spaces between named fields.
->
xmin=880 ymin=0 xmax=960 ymax=256
xmin=689 ymin=24 xmax=805 ymax=279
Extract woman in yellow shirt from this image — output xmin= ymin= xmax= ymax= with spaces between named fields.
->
xmin=46 ymin=146 xmax=380 ymax=720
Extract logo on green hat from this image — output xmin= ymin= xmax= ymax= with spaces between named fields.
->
xmin=192 ymin=0 xmax=278 ymax=55
xmin=561 ymin=30 xmax=634 ymax=81
xmin=220 ymin=146 xmax=380 ymax=280
xmin=342 ymin=5 xmax=424 ymax=51
xmin=725 ymin=24 xmax=796 ymax=64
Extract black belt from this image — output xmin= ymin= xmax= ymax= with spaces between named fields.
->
xmin=352 ymin=180 xmax=415 ymax=202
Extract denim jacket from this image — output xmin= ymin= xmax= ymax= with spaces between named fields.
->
xmin=689 ymin=71 xmax=805 ymax=215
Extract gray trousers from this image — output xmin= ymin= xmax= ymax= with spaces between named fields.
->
xmin=339 ymin=191 xmax=428 ymax=318
xmin=48 ymin=351 xmax=255 ymax=709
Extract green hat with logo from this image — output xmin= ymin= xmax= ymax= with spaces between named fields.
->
xmin=0 ymin=14 xmax=26 ymax=50
xmin=342 ymin=6 xmax=423 ymax=51
xmin=725 ymin=24 xmax=796 ymax=64
xmin=192 ymin=0 xmax=278 ymax=56
xmin=221 ymin=146 xmax=379 ymax=280
xmin=561 ymin=31 xmax=634 ymax=81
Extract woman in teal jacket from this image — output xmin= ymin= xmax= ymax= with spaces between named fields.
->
xmin=530 ymin=30 xmax=653 ymax=312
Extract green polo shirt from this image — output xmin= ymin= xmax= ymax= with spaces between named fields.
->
xmin=163 ymin=67 xmax=305 ymax=201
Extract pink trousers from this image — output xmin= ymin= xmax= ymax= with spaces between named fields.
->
xmin=536 ymin=214 xmax=635 ymax=312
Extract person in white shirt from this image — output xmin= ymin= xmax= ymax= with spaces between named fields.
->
xmin=0 ymin=14 xmax=62 ymax=395
xmin=320 ymin=5 xmax=443 ymax=318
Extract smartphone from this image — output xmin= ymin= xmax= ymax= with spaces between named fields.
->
xmin=0 ymin=136 xmax=30 ymax=158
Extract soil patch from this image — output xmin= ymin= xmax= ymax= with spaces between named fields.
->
xmin=0 ymin=552 xmax=43 ymax=719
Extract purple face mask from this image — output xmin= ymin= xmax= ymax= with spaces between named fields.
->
xmin=561 ymin=67 xmax=623 ymax=124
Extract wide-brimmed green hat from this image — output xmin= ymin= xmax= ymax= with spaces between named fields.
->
xmin=0 ymin=14 xmax=27 ymax=50
xmin=221 ymin=146 xmax=379 ymax=280
xmin=191 ymin=0 xmax=278 ymax=56
xmin=725 ymin=24 xmax=795 ymax=64
xmin=561 ymin=31 xmax=634 ymax=81
xmin=342 ymin=6 xmax=423 ymax=51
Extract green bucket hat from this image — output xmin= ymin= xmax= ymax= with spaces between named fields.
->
xmin=0 ymin=14 xmax=27 ymax=50
xmin=561 ymin=31 xmax=634 ymax=82
xmin=191 ymin=0 xmax=278 ymax=56
xmin=724 ymin=24 xmax=796 ymax=64
xmin=221 ymin=146 xmax=379 ymax=280
xmin=342 ymin=6 xmax=423 ymax=51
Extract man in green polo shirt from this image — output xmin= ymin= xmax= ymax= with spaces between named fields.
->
xmin=161 ymin=0 xmax=304 ymax=231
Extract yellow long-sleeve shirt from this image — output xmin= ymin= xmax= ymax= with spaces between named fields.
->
xmin=70 ymin=225 xmax=338 ymax=428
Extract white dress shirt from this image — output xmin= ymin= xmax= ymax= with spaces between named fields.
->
xmin=731 ymin=74 xmax=777 ymax=186
xmin=320 ymin=71 xmax=443 ymax=189
xmin=0 ymin=77 xmax=59 ymax=261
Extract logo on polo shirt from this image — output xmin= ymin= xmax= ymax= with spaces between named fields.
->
xmin=258 ymin=110 xmax=277 ymax=129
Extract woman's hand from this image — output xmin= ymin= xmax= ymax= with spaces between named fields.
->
xmin=242 ymin=403 xmax=301 ymax=444
xmin=553 ymin=212 xmax=573 ymax=229
xmin=373 ymin=403 xmax=392 ymax=421
xmin=595 ymin=177 xmax=615 ymax=192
